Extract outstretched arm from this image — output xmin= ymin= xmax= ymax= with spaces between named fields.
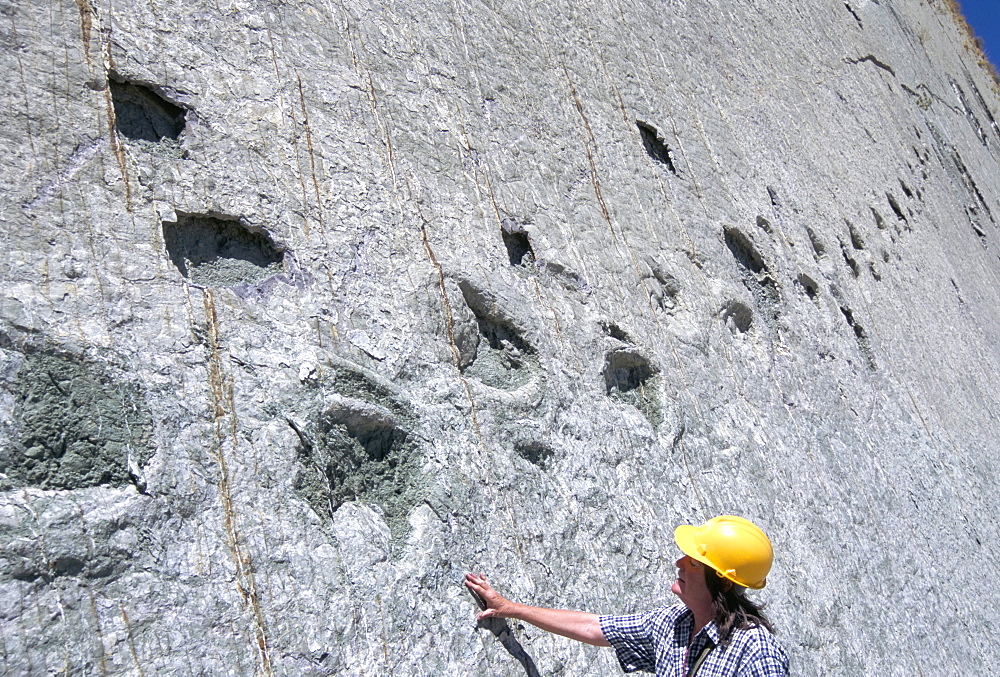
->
xmin=464 ymin=573 xmax=611 ymax=647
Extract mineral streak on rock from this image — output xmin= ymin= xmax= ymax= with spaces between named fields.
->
xmin=2 ymin=0 xmax=1000 ymax=674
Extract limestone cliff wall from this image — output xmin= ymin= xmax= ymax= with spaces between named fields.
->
xmin=2 ymin=0 xmax=999 ymax=674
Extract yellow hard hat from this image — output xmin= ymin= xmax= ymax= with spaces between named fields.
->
xmin=674 ymin=515 xmax=773 ymax=589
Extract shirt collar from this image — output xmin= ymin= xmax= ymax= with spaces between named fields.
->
xmin=675 ymin=607 xmax=721 ymax=647
xmin=700 ymin=620 xmax=721 ymax=646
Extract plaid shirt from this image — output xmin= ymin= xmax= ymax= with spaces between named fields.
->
xmin=599 ymin=605 xmax=788 ymax=676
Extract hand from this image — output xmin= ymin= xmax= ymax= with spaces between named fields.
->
xmin=464 ymin=573 xmax=518 ymax=621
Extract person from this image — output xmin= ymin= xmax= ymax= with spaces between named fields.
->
xmin=464 ymin=515 xmax=788 ymax=676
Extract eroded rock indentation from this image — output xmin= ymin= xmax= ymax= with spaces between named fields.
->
xmin=724 ymin=227 xmax=779 ymax=324
xmin=871 ymin=207 xmax=887 ymax=231
xmin=601 ymin=321 xmax=632 ymax=343
xmin=839 ymin=306 xmax=875 ymax=370
xmin=515 ymin=441 xmax=554 ymax=469
xmin=501 ymin=218 xmax=534 ymax=267
xmin=109 ymin=76 xmax=186 ymax=143
xmin=767 ymin=186 xmax=781 ymax=211
xmin=847 ymin=220 xmax=865 ymax=250
xmin=721 ymin=300 xmax=753 ymax=334
xmin=725 ymin=227 xmax=766 ymax=276
xmin=292 ymin=369 xmax=421 ymax=539
xmin=603 ymin=350 xmax=661 ymax=427
xmin=797 ymin=274 xmax=819 ymax=303
xmin=841 ymin=242 xmax=860 ymax=278
xmin=458 ymin=282 xmax=537 ymax=390
xmin=806 ymin=227 xmax=826 ymax=260
xmin=0 ymin=494 xmax=144 ymax=585
xmin=886 ymin=193 xmax=909 ymax=228
xmin=163 ymin=214 xmax=285 ymax=287
xmin=1 ymin=351 xmax=153 ymax=490
xmin=541 ymin=260 xmax=591 ymax=294
xmin=636 ymin=120 xmax=678 ymax=174
xmin=641 ymin=258 xmax=679 ymax=313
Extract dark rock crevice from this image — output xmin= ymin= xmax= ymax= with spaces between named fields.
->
xmin=724 ymin=227 xmax=779 ymax=328
xmin=456 ymin=281 xmax=538 ymax=390
xmin=602 ymin=350 xmax=661 ymax=427
xmin=162 ymin=213 xmax=285 ymax=288
xmin=290 ymin=369 xmax=422 ymax=541
xmin=109 ymin=75 xmax=187 ymax=143
xmin=636 ymin=120 xmax=678 ymax=175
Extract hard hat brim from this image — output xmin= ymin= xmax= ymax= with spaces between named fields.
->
xmin=674 ymin=524 xmax=712 ymax=568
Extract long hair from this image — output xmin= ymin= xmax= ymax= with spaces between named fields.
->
xmin=703 ymin=566 xmax=776 ymax=647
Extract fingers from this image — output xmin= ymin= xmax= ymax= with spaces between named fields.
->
xmin=464 ymin=572 xmax=492 ymax=593
xmin=465 ymin=574 xmax=515 ymax=622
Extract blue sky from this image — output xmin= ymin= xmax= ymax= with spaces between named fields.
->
xmin=958 ymin=0 xmax=1000 ymax=68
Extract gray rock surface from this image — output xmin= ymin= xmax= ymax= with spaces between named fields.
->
xmin=2 ymin=0 xmax=999 ymax=673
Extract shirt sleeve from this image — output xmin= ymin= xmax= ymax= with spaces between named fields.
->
xmin=739 ymin=631 xmax=790 ymax=677
xmin=598 ymin=611 xmax=658 ymax=673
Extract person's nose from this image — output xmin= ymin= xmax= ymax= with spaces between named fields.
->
xmin=675 ymin=555 xmax=685 ymax=568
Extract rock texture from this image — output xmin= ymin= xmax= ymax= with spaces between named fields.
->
xmin=2 ymin=0 xmax=999 ymax=674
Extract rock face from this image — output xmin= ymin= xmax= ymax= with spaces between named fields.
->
xmin=2 ymin=0 xmax=999 ymax=673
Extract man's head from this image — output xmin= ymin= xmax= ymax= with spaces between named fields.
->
xmin=673 ymin=515 xmax=773 ymax=589
xmin=671 ymin=516 xmax=777 ymax=643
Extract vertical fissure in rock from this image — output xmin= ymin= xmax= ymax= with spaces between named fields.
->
xmin=951 ymin=151 xmax=994 ymax=222
xmin=844 ymin=1 xmax=863 ymax=28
